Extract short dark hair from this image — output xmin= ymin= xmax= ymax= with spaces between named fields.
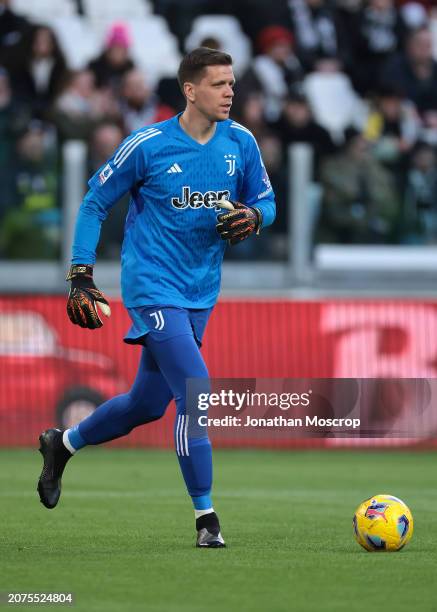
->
xmin=177 ymin=47 xmax=233 ymax=92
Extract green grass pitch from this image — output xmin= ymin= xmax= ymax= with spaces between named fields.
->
xmin=0 ymin=449 xmax=436 ymax=612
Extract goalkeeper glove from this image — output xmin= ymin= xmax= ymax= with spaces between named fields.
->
xmin=216 ymin=202 xmax=262 ymax=245
xmin=66 ymin=264 xmax=111 ymax=329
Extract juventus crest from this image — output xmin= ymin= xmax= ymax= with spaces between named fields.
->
xmin=224 ymin=154 xmax=236 ymax=176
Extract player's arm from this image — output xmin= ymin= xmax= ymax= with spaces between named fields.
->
xmin=216 ymin=135 xmax=276 ymax=245
xmin=67 ymin=131 xmax=148 ymax=328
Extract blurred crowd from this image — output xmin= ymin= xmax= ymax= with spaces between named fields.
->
xmin=1 ymin=0 xmax=437 ymax=260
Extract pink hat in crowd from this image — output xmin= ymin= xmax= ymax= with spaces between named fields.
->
xmin=105 ymin=22 xmax=131 ymax=49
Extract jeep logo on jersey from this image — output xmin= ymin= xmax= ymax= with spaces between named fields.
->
xmin=171 ymin=186 xmax=231 ymax=210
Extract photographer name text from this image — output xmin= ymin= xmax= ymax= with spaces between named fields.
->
xmin=198 ymin=415 xmax=361 ymax=428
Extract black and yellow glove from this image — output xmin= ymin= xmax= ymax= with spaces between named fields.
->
xmin=216 ymin=201 xmax=262 ymax=245
xmin=66 ymin=264 xmax=111 ymax=329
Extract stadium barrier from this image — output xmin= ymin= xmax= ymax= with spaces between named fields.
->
xmin=1 ymin=296 xmax=436 ymax=448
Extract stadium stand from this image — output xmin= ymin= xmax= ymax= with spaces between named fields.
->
xmin=2 ymin=0 xmax=437 ymax=264
xmin=8 ymin=0 xmax=179 ymax=82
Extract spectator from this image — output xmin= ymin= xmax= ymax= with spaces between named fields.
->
xmin=364 ymin=84 xmax=420 ymax=173
xmin=258 ymin=132 xmax=288 ymax=256
xmin=402 ymin=142 xmax=437 ymax=243
xmin=152 ymin=0 xmax=218 ymax=51
xmin=334 ymin=0 xmax=364 ymax=77
xmin=351 ymin=0 xmax=405 ymax=95
xmin=271 ymin=87 xmax=336 ymax=174
xmin=88 ymin=122 xmax=128 ymax=259
xmin=88 ymin=22 xmax=135 ymax=93
xmin=317 ymin=128 xmax=400 ymax=243
xmin=381 ymin=27 xmax=437 ymax=115
xmin=53 ymin=69 xmax=120 ymax=140
xmin=8 ymin=25 xmax=68 ymax=119
xmin=89 ymin=122 xmax=123 ymax=168
xmin=221 ymin=0 xmax=287 ymax=46
xmin=0 ymin=121 xmax=60 ymax=259
xmin=231 ymin=90 xmax=270 ymax=141
xmin=287 ymin=0 xmax=340 ymax=71
xmin=156 ymin=75 xmax=185 ymax=114
xmin=0 ymin=66 xmax=12 ymax=164
xmin=0 ymin=0 xmax=30 ymax=53
xmin=303 ymin=57 xmax=367 ymax=142
xmin=0 ymin=66 xmax=30 ymax=220
xmin=237 ymin=25 xmax=303 ymax=122
xmin=119 ymin=68 xmax=174 ymax=134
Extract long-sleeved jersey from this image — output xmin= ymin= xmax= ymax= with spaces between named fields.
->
xmin=72 ymin=115 xmax=276 ymax=308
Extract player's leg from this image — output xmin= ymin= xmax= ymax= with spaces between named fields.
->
xmin=37 ymin=346 xmax=173 ymax=509
xmin=144 ymin=331 xmax=225 ymax=547
xmin=67 ymin=346 xmax=173 ymax=447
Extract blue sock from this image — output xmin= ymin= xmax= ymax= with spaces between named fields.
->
xmin=192 ymin=494 xmax=212 ymax=510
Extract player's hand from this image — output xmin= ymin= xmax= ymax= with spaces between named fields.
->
xmin=216 ymin=201 xmax=263 ymax=245
xmin=66 ymin=264 xmax=111 ymax=329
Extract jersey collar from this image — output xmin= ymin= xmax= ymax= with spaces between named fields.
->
xmin=173 ymin=112 xmax=223 ymax=149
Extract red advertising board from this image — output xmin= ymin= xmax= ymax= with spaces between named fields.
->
xmin=1 ymin=297 xmax=436 ymax=447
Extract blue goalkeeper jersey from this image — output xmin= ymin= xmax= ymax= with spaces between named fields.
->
xmin=72 ymin=114 xmax=276 ymax=308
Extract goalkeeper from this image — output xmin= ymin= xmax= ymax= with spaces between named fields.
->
xmin=37 ymin=47 xmax=276 ymax=547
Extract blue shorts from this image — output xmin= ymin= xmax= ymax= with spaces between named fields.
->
xmin=124 ymin=305 xmax=213 ymax=347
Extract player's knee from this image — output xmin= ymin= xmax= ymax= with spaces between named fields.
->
xmin=143 ymin=410 xmax=166 ymax=423
xmin=118 ymin=412 xmax=164 ymax=436
xmin=124 ymin=394 xmax=167 ymax=427
xmin=131 ymin=410 xmax=166 ymax=428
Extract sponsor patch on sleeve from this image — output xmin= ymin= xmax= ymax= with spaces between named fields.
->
xmin=99 ymin=163 xmax=113 ymax=185
xmin=262 ymin=167 xmax=272 ymax=191
xmin=257 ymin=167 xmax=272 ymax=199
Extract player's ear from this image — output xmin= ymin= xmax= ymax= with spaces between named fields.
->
xmin=184 ymin=81 xmax=196 ymax=103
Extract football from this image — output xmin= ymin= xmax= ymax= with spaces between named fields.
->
xmin=353 ymin=494 xmax=414 ymax=552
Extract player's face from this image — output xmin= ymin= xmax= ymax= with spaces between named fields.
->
xmin=192 ymin=65 xmax=235 ymax=121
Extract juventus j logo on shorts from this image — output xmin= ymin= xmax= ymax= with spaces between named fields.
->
xmin=149 ymin=310 xmax=165 ymax=330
